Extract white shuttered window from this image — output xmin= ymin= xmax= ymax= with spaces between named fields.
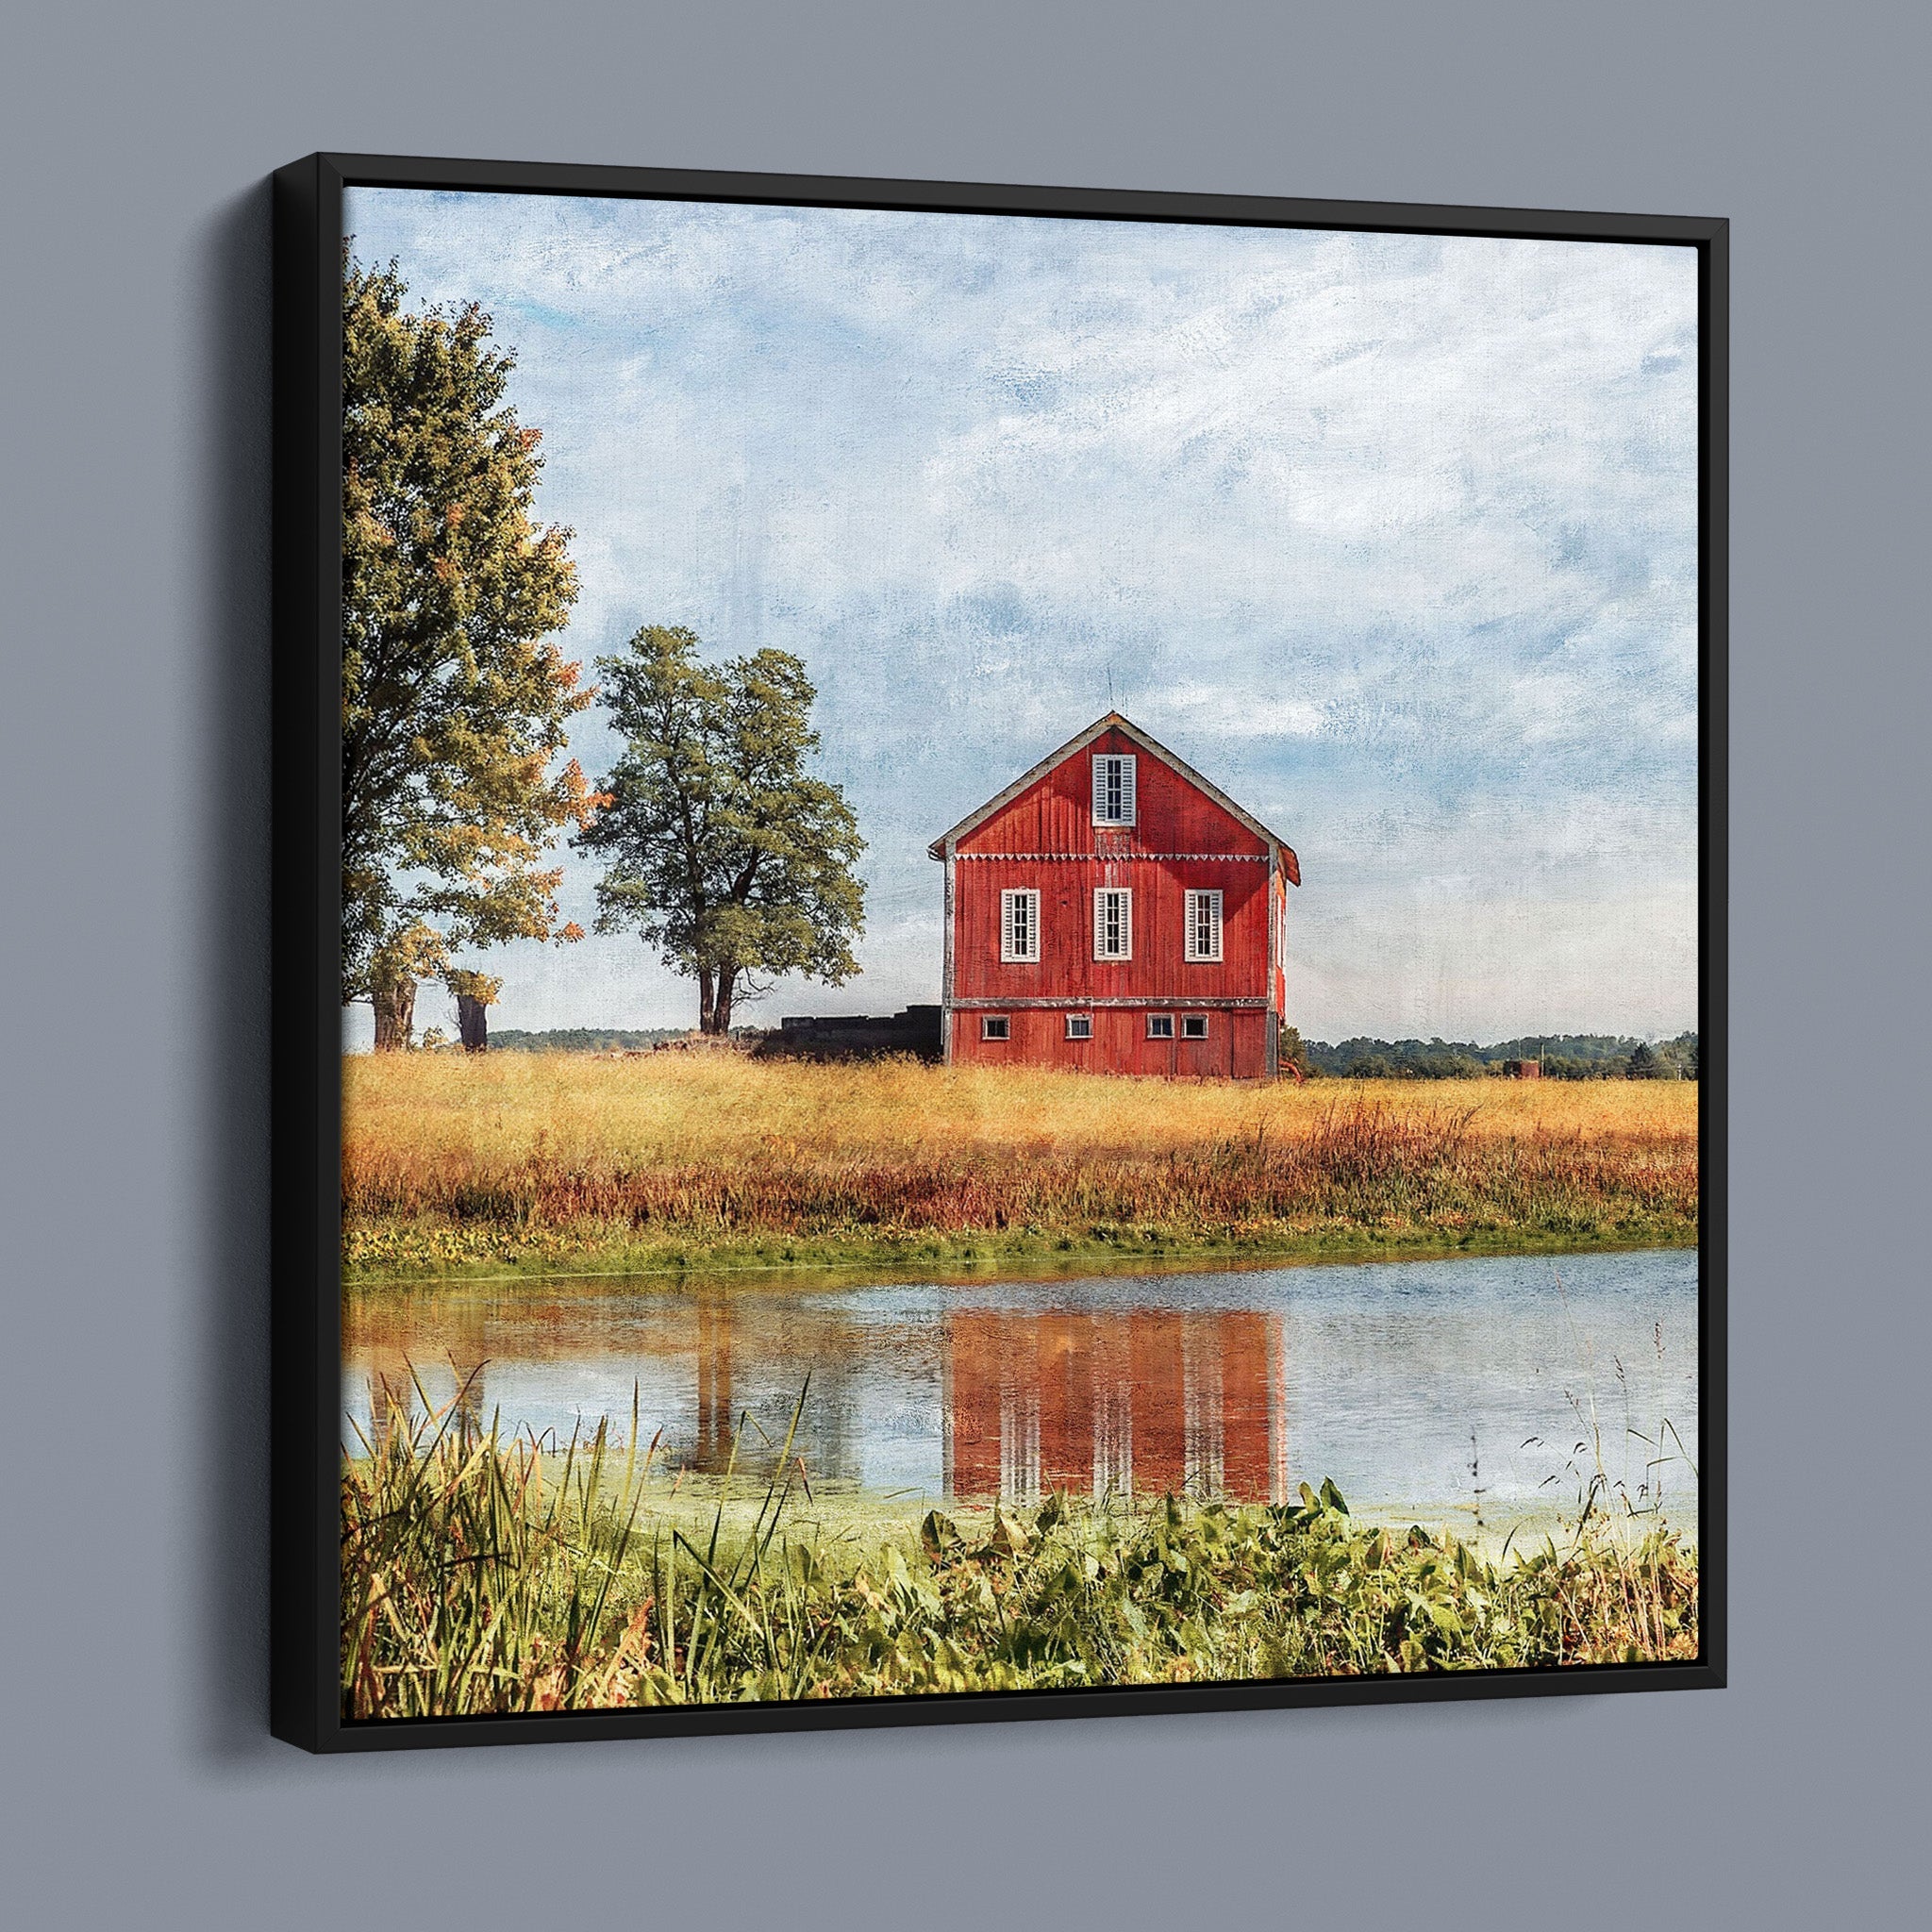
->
xmin=1091 ymin=754 xmax=1138 ymax=825
xmin=1093 ymin=888 xmax=1133 ymax=960
xmin=1184 ymin=889 xmax=1224 ymax=961
xmin=1000 ymin=889 xmax=1041 ymax=962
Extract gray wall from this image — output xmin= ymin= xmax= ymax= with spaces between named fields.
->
xmin=3 ymin=3 xmax=1924 ymax=1925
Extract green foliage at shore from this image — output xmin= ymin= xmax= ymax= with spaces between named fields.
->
xmin=342 ymin=1214 xmax=1694 ymax=1285
xmin=342 ymin=1382 xmax=1698 ymax=1720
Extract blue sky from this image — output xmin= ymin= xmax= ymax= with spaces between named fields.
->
xmin=345 ymin=188 xmax=1700 ymax=1046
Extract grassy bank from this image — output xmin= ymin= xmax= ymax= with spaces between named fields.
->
xmin=341 ymin=1385 xmax=1699 ymax=1719
xmin=343 ymin=1055 xmax=1698 ymax=1281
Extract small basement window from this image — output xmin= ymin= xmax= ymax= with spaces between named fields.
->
xmin=1147 ymin=1013 xmax=1174 ymax=1040
xmin=1066 ymin=1013 xmax=1092 ymax=1040
xmin=981 ymin=1015 xmax=1010 ymax=1041
xmin=1182 ymin=1014 xmax=1208 ymax=1040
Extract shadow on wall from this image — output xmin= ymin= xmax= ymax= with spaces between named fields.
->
xmin=191 ymin=178 xmax=275 ymax=1763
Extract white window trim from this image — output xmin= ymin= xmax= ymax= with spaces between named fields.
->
xmin=1065 ymin=1013 xmax=1092 ymax=1041
xmin=1092 ymin=887 xmax=1133 ymax=961
xmin=981 ymin=1014 xmax=1010 ymax=1041
xmin=1181 ymin=1013 xmax=1209 ymax=1040
xmin=1091 ymin=753 xmax=1138 ymax=827
xmin=1184 ymin=889 xmax=1224 ymax=963
xmin=1147 ymin=1013 xmax=1175 ymax=1040
xmin=1000 ymin=887 xmax=1041 ymax=963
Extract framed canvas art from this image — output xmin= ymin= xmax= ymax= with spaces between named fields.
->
xmin=271 ymin=153 xmax=1726 ymax=1751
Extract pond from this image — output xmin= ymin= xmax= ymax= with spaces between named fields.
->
xmin=342 ymin=1248 xmax=1699 ymax=1541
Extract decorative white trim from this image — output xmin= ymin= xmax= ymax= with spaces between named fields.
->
xmin=947 ymin=995 xmax=1268 ymax=1010
xmin=953 ymin=852 xmax=1269 ymax=864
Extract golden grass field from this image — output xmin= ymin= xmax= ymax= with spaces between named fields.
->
xmin=342 ymin=1051 xmax=1699 ymax=1279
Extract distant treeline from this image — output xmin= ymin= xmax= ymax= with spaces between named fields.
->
xmin=478 ymin=1024 xmax=1697 ymax=1078
xmin=1287 ymin=1031 xmax=1699 ymax=1080
xmin=487 ymin=1027 xmax=690 ymax=1054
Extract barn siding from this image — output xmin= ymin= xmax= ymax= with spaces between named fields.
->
xmin=950 ymin=857 xmax=1269 ymax=1004
xmin=952 ymin=1007 xmax=1270 ymax=1079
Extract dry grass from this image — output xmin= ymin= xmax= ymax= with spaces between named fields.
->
xmin=346 ymin=1050 xmax=1694 ymax=1165
xmin=343 ymin=1054 xmax=1697 ymax=1277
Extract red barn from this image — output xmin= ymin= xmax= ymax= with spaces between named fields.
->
xmin=928 ymin=713 xmax=1300 ymax=1078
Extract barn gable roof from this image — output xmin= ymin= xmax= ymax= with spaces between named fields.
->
xmin=926 ymin=712 xmax=1301 ymax=885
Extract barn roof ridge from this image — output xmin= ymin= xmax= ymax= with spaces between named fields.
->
xmin=926 ymin=711 xmax=1301 ymax=884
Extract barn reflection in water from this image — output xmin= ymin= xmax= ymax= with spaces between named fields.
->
xmin=345 ymin=1291 xmax=1288 ymax=1507
xmin=944 ymin=1309 xmax=1286 ymax=1504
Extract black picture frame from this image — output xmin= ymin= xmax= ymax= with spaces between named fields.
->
xmin=271 ymin=151 xmax=1727 ymax=1753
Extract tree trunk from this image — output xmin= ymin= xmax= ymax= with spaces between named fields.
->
xmin=456 ymin=993 xmax=489 ymax=1053
xmin=697 ymin=963 xmax=716 ymax=1035
xmin=372 ymin=974 xmax=417 ymax=1051
xmin=710 ymin=966 xmax=737 ymax=1036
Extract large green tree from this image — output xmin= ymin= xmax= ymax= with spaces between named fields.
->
xmin=577 ymin=626 xmax=866 ymax=1033
xmin=342 ymin=257 xmax=594 ymax=1047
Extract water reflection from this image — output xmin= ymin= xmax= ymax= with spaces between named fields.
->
xmin=343 ymin=1250 xmax=1699 ymax=1527
xmin=946 ymin=1311 xmax=1284 ymax=1504
xmin=346 ymin=1293 xmax=1285 ymax=1502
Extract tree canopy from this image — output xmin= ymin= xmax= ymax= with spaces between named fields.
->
xmin=341 ymin=256 xmax=595 ymax=1045
xmin=576 ymin=626 xmax=866 ymax=1033
xmin=1297 ymin=1032 xmax=1699 ymax=1079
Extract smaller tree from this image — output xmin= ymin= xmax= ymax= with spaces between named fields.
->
xmin=446 ymin=969 xmax=502 ymax=1054
xmin=1627 ymin=1041 xmax=1664 ymax=1079
xmin=368 ymin=921 xmax=447 ymax=1053
xmin=578 ymin=626 xmax=866 ymax=1033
